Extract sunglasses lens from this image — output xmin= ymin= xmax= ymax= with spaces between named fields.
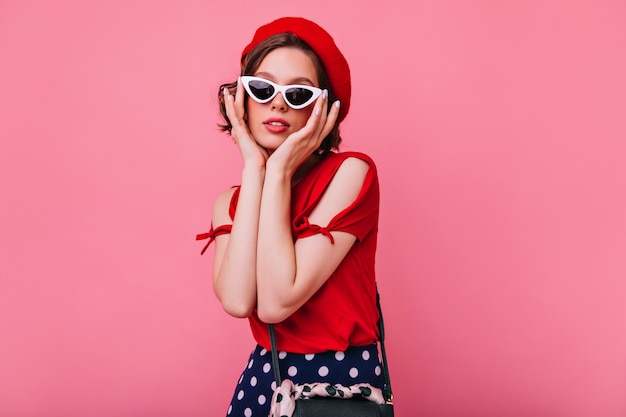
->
xmin=247 ymin=79 xmax=275 ymax=101
xmin=285 ymin=88 xmax=315 ymax=106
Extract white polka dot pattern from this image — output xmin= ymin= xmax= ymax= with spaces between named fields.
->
xmin=227 ymin=344 xmax=385 ymax=416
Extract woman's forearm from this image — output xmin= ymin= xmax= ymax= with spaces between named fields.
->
xmin=213 ymin=166 xmax=265 ymax=317
xmin=256 ymin=165 xmax=298 ymax=321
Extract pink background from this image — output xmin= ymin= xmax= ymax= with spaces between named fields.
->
xmin=1 ymin=1 xmax=625 ymax=416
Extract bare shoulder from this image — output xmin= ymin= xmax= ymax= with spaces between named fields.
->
xmin=211 ymin=187 xmax=238 ymax=225
xmin=309 ymin=157 xmax=371 ymax=224
xmin=336 ymin=156 xmax=371 ymax=178
xmin=326 ymin=156 xmax=371 ymax=194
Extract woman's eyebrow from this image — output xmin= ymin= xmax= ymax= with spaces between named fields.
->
xmin=254 ymin=72 xmax=315 ymax=86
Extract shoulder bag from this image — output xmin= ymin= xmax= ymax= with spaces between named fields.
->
xmin=268 ymin=287 xmax=394 ymax=417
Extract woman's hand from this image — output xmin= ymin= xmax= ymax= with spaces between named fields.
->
xmin=224 ymin=82 xmax=269 ymax=168
xmin=267 ymin=90 xmax=340 ymax=176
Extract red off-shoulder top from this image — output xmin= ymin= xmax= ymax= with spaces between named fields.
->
xmin=197 ymin=151 xmax=380 ymax=353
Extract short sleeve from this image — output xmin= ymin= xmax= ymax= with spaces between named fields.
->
xmin=196 ymin=224 xmax=232 ymax=255
xmin=196 ymin=187 xmax=240 ymax=255
xmin=292 ymin=155 xmax=380 ymax=243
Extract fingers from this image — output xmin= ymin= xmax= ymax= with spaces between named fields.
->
xmin=224 ymin=80 xmax=247 ymax=131
xmin=223 ymin=86 xmax=237 ymax=127
xmin=283 ymin=89 xmax=340 ymax=159
xmin=305 ymin=89 xmax=340 ymax=146
xmin=234 ymin=78 xmax=246 ymax=116
xmin=313 ymin=90 xmax=329 ymax=133
xmin=318 ymin=96 xmax=340 ymax=140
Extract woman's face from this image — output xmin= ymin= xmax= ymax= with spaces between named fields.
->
xmin=245 ymin=46 xmax=320 ymax=152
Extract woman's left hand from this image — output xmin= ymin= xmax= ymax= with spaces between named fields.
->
xmin=266 ymin=90 xmax=340 ymax=176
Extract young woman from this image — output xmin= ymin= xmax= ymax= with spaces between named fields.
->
xmin=197 ymin=17 xmax=385 ymax=417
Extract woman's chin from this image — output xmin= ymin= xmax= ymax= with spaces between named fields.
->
xmin=254 ymin=135 xmax=286 ymax=152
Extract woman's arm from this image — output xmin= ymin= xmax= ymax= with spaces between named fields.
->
xmin=256 ymin=156 xmax=370 ymax=323
xmin=211 ymin=83 xmax=268 ymax=318
xmin=211 ymin=167 xmax=264 ymax=318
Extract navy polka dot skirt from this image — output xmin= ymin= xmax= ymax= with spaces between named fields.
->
xmin=226 ymin=343 xmax=385 ymax=417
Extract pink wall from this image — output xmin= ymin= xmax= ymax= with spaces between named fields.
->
xmin=1 ymin=1 xmax=625 ymax=416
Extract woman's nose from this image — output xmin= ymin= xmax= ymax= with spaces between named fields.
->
xmin=270 ymin=93 xmax=288 ymax=111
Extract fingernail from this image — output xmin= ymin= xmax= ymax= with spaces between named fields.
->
xmin=223 ymin=87 xmax=228 ymax=96
xmin=322 ymin=89 xmax=328 ymax=99
xmin=315 ymin=108 xmax=320 ymax=116
xmin=335 ymin=100 xmax=340 ymax=108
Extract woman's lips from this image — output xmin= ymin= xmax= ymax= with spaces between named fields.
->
xmin=264 ymin=118 xmax=290 ymax=133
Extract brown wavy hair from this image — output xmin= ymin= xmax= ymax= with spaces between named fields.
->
xmin=217 ymin=33 xmax=342 ymax=157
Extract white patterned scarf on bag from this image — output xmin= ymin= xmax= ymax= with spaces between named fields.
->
xmin=269 ymin=379 xmax=385 ymax=417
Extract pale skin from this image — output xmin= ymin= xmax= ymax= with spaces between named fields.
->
xmin=211 ymin=47 xmax=370 ymax=323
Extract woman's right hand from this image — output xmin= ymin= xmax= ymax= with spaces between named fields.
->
xmin=223 ymin=81 xmax=269 ymax=168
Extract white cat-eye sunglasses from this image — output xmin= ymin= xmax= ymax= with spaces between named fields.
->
xmin=240 ymin=76 xmax=323 ymax=110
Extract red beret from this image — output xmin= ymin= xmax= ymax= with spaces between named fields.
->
xmin=241 ymin=17 xmax=351 ymax=122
